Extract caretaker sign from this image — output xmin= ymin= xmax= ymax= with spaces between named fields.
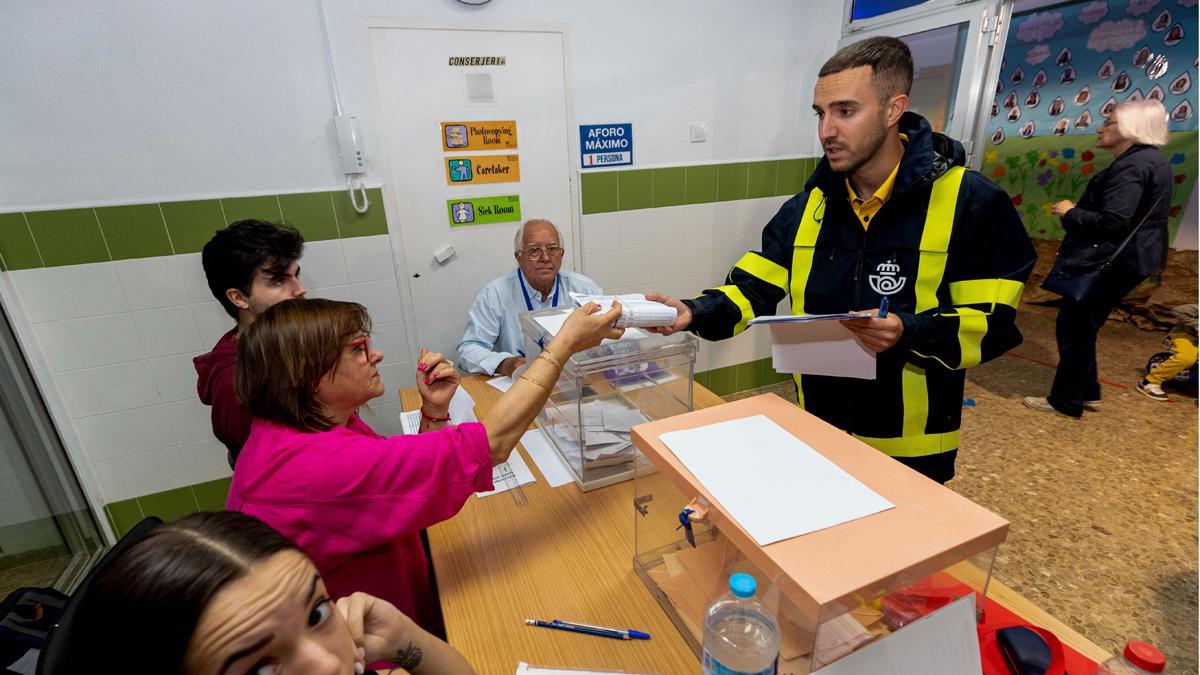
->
xmin=579 ymin=123 xmax=632 ymax=168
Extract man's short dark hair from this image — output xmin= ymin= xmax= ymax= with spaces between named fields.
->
xmin=819 ymin=36 xmax=914 ymax=103
xmin=201 ymin=220 xmax=304 ymax=319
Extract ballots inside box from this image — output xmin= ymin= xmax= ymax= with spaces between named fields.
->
xmin=630 ymin=394 xmax=1008 ymax=672
xmin=519 ymin=307 xmax=698 ymax=491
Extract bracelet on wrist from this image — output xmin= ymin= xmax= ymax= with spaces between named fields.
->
xmin=421 ymin=408 xmax=451 ymax=423
xmin=539 ymin=348 xmax=565 ymax=370
xmin=519 ymin=374 xmax=551 ymax=392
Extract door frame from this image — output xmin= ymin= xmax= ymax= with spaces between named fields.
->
xmin=361 ymin=17 xmax=580 ymax=360
xmin=840 ymin=0 xmax=1013 ymax=168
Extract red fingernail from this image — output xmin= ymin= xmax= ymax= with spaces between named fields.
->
xmin=424 ymin=377 xmax=431 ymax=385
xmin=418 ymin=363 xmax=427 ymax=372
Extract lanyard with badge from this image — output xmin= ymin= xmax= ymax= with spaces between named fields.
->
xmin=517 ymin=269 xmax=560 ymax=355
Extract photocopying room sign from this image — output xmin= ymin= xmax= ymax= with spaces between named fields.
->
xmin=579 ymin=123 xmax=632 ymax=169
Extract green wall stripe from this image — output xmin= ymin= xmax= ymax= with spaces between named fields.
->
xmin=581 ymin=158 xmax=820 ymax=215
xmin=0 ymin=189 xmax=390 ymax=271
xmin=104 ymin=476 xmax=233 ymax=538
xmin=695 ymin=357 xmax=790 ymax=397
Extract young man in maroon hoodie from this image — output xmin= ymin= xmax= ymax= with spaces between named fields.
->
xmin=194 ymin=220 xmax=306 ymax=468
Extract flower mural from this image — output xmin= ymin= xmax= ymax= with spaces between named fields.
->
xmin=982 ymin=133 xmax=1196 ymax=241
xmin=984 ymin=0 xmax=1198 ymax=243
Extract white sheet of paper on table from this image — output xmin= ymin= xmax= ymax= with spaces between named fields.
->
xmin=448 ymin=386 xmax=477 ymax=423
xmin=476 ymin=450 xmax=536 ymax=498
xmin=518 ymin=428 xmax=574 ymax=488
xmin=399 ymin=385 xmax=476 ymax=433
xmin=398 ymin=409 xmax=421 ymax=435
xmin=761 ymin=319 xmax=877 ymax=380
xmin=658 ymin=414 xmax=894 ymax=546
xmin=817 ymin=594 xmax=982 ymax=675
xmin=486 ymin=375 xmax=514 ymax=392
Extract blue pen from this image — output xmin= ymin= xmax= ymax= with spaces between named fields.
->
xmin=878 ymin=296 xmax=889 ymax=318
xmin=525 ymin=618 xmax=651 ymax=640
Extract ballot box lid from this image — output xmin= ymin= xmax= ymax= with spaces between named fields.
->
xmin=630 ymin=393 xmax=1008 ymax=622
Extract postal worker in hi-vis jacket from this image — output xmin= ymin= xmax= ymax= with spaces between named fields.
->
xmin=649 ymin=36 xmax=1036 ymax=484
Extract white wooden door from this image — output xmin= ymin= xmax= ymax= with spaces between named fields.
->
xmin=368 ymin=25 xmax=575 ymax=358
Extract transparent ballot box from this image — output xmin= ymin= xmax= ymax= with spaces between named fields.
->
xmin=519 ymin=307 xmax=698 ymax=491
xmin=630 ymin=394 xmax=1008 ymax=673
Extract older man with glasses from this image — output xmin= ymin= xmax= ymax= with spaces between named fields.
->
xmin=458 ymin=219 xmax=603 ymax=377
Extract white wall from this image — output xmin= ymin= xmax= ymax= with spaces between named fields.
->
xmin=1 ymin=0 xmax=838 ymax=211
xmin=0 ymin=0 xmax=844 ymax=525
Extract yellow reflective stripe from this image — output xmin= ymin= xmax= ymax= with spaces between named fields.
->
xmin=853 ymin=429 xmax=960 ymax=458
xmin=919 ymin=166 xmax=962 ymax=252
xmin=956 ymin=307 xmax=989 ymax=369
xmin=793 ymin=373 xmax=804 ymax=409
xmin=733 ymin=251 xmax=788 ymax=292
xmin=713 ymin=284 xmax=754 ymax=335
xmin=900 ymin=167 xmax=965 ymax=447
xmin=913 ymin=166 xmax=963 ymax=313
xmin=948 ymin=278 xmax=1025 ymax=310
xmin=901 ymin=364 xmax=927 ymax=438
xmin=790 ymin=188 xmax=824 ymax=315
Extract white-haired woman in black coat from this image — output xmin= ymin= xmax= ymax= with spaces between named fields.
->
xmin=1024 ymin=99 xmax=1173 ymax=418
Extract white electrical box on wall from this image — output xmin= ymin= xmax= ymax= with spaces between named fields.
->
xmin=335 ymin=115 xmax=366 ymax=174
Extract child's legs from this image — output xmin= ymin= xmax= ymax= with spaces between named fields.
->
xmin=1146 ymin=334 xmax=1199 ymax=385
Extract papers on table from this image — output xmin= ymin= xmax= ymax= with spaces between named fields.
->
xmin=486 ymin=375 xmax=513 ymax=392
xmin=569 ymin=292 xmax=677 ymax=328
xmin=399 ymin=409 xmax=421 ymax=435
xmin=658 ymin=415 xmax=893 ymax=546
xmin=399 ymin=385 xmax=477 ymax=433
xmin=519 ymin=428 xmax=574 ymax=488
xmin=749 ymin=313 xmax=877 ymax=380
xmin=448 ymin=386 xmax=477 ymax=423
xmin=818 ymin=594 xmax=982 ymax=675
xmin=476 ymin=450 xmax=536 ymax=498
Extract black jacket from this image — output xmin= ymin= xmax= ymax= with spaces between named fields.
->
xmin=684 ymin=113 xmax=1036 ymax=471
xmin=1060 ymin=144 xmax=1172 ymax=277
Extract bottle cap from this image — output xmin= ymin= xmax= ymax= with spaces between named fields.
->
xmin=1124 ymin=641 xmax=1165 ymax=672
xmin=729 ymin=573 xmax=756 ymax=598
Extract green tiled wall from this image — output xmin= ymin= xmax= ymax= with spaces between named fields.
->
xmin=580 ymin=158 xmax=818 ymax=215
xmin=0 ymin=189 xmax=389 ymax=272
xmin=695 ymin=357 xmax=792 ymax=397
xmin=103 ymin=476 xmax=233 ymax=538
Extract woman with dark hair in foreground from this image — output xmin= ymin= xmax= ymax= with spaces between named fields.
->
xmin=59 ymin=511 xmax=473 ymax=674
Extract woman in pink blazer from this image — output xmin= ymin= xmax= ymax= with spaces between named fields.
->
xmin=227 ymin=298 xmax=621 ymax=635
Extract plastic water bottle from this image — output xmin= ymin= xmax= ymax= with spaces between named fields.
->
xmin=702 ymin=573 xmax=780 ymax=674
xmin=1095 ymin=641 xmax=1165 ymax=674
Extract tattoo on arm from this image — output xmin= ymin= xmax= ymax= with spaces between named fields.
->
xmin=392 ymin=643 xmax=423 ymax=670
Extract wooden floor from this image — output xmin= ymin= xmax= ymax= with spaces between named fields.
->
xmin=731 ymin=302 xmax=1198 ymax=671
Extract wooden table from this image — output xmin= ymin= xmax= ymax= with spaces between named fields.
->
xmin=402 ymin=375 xmax=1108 ymax=672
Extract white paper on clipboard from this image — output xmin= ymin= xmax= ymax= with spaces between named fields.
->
xmin=749 ymin=314 xmax=877 ymax=380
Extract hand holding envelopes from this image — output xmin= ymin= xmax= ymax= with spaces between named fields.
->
xmin=569 ymin=292 xmax=677 ymax=328
xmin=658 ymin=415 xmax=894 ymax=546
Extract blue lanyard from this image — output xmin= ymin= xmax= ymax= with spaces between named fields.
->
xmin=517 ymin=269 xmax=560 ymax=311
xmin=518 ymin=269 xmax=560 ymax=356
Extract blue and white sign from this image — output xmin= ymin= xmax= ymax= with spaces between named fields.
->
xmin=579 ymin=123 xmax=633 ymax=169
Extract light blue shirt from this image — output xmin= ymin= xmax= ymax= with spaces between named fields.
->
xmin=457 ymin=269 xmax=602 ymax=375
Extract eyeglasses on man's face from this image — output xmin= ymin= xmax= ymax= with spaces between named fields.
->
xmin=520 ymin=245 xmax=564 ymax=260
